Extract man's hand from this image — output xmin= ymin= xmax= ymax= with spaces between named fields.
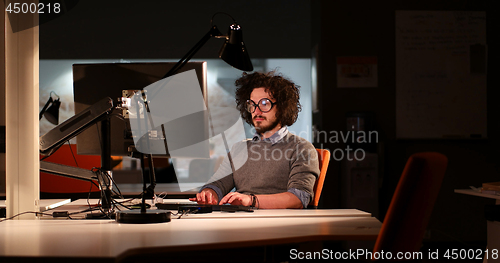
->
xmin=219 ymin=192 xmax=252 ymax=206
xmin=189 ymin=188 xmax=218 ymax=205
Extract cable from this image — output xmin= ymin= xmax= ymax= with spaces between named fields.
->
xmin=109 ymin=112 xmax=126 ymax=121
xmin=111 ymin=199 xmax=123 ymax=211
xmin=84 ymin=175 xmax=110 ymax=219
xmin=177 ymin=210 xmax=189 ymax=219
xmin=86 ymin=179 xmax=101 ymax=213
xmin=111 ymin=197 xmax=137 ymax=211
xmin=91 ymin=167 xmax=124 ymax=200
xmin=153 ymin=192 xmax=168 ymax=205
xmin=86 ymin=169 xmax=113 ymax=219
xmin=67 ymin=140 xmax=79 ymax=167
xmin=94 ymin=202 xmax=113 ymax=220
xmin=66 ymin=206 xmax=108 ymax=220
xmin=113 ymin=200 xmax=132 ymax=211
xmin=175 ymin=209 xmax=202 ymax=219
xmin=107 ymin=171 xmax=123 ymax=198
xmin=86 ymin=194 xmax=93 ymax=213
xmin=68 ymin=206 xmax=102 ymax=217
xmin=95 ymin=168 xmax=111 ymax=207
xmin=93 ymin=122 xmax=114 ymax=217
xmin=114 ymin=198 xmax=136 ymax=207
xmin=0 ymin=211 xmax=52 ymax=222
xmin=113 ymin=197 xmax=145 ymax=211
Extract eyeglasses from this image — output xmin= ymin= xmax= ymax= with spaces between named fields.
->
xmin=246 ymin=98 xmax=276 ymax=113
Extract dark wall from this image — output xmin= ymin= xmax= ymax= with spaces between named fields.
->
xmin=40 ymin=0 xmax=311 ymax=59
xmin=318 ymin=0 xmax=499 ymax=243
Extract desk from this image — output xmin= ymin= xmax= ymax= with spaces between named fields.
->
xmin=0 ymin=202 xmax=381 ymax=262
xmin=52 ymin=199 xmax=373 ymax=219
xmin=455 ymin=189 xmax=500 ymax=263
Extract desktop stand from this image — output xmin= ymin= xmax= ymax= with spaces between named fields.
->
xmin=115 ymin=153 xmax=171 ymax=224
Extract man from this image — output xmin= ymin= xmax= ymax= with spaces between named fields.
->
xmin=189 ymin=71 xmax=319 ymax=209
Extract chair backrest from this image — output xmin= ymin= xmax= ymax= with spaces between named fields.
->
xmin=40 ymin=144 xmax=101 ymax=194
xmin=309 ymin=148 xmax=331 ymax=208
xmin=373 ymin=152 xmax=448 ymax=259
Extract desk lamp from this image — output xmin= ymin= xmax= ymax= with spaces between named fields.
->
xmin=162 ymin=12 xmax=253 ymax=79
xmin=39 ymin=91 xmax=61 ymax=125
xmin=114 ymin=12 xmax=253 ymax=224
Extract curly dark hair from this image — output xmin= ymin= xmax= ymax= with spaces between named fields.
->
xmin=235 ymin=71 xmax=301 ymax=127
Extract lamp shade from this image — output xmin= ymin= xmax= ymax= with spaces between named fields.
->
xmin=219 ymin=23 xmax=253 ymax=71
xmin=44 ymin=98 xmax=60 ymax=125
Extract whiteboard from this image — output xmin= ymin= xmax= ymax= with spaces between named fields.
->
xmin=396 ymin=11 xmax=487 ymax=139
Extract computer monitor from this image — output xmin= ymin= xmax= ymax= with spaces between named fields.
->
xmin=72 ymin=62 xmax=208 ymax=157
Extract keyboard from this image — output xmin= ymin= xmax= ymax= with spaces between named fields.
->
xmin=155 ymin=203 xmax=253 ymax=213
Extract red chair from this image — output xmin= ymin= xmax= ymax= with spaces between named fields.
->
xmin=308 ymin=148 xmax=331 ymax=208
xmin=40 ymin=144 xmax=101 ymax=198
xmin=373 ymin=152 xmax=448 ymax=260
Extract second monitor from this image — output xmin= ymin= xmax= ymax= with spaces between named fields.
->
xmin=72 ymin=62 xmax=208 ymax=157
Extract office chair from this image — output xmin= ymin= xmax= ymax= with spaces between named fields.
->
xmin=308 ymin=148 xmax=331 ymax=208
xmin=40 ymin=144 xmax=101 ymax=199
xmin=372 ymin=152 xmax=448 ymax=260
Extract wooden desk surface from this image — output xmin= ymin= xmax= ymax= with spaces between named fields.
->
xmin=0 ymin=215 xmax=381 ymax=261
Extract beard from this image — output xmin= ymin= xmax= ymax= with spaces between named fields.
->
xmin=253 ymin=115 xmax=280 ymax=135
